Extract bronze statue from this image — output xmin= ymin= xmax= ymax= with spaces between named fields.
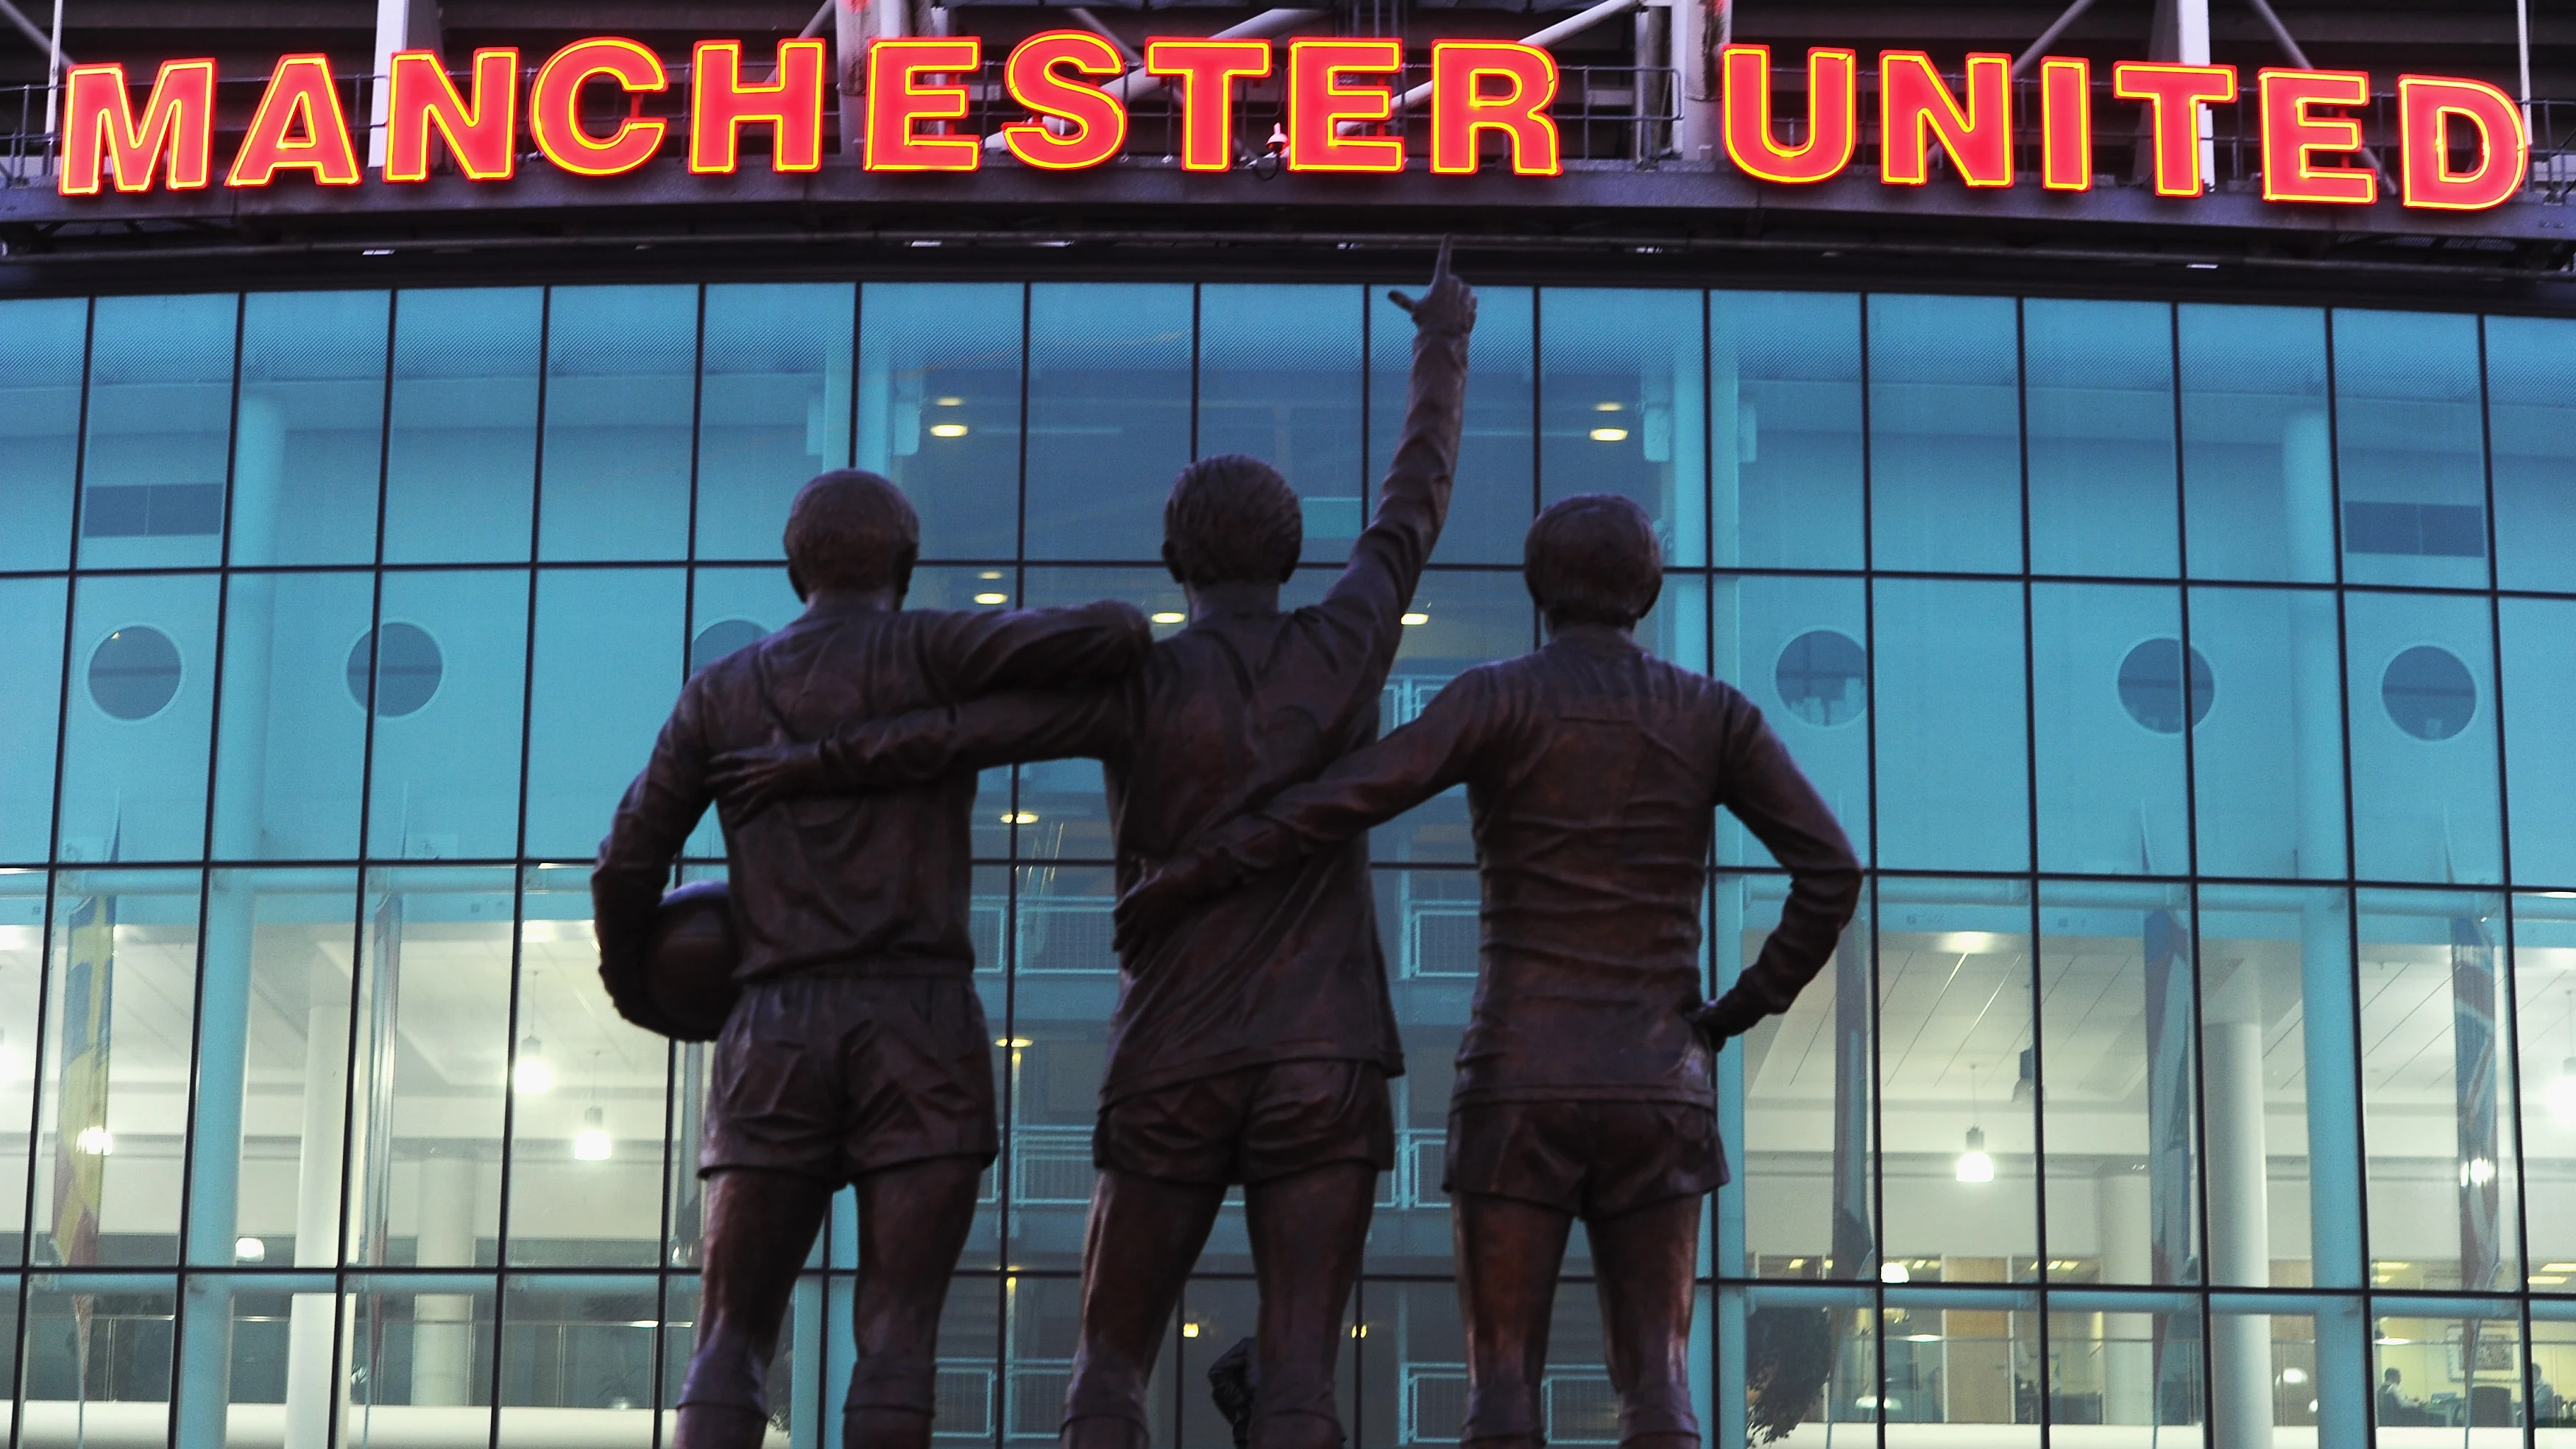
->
xmin=592 ymin=471 xmax=1150 ymax=1449
xmin=710 ymin=244 xmax=1477 ymax=1449
xmin=1114 ymin=494 xmax=1863 ymax=1449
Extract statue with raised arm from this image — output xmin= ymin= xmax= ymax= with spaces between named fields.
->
xmin=711 ymin=244 xmax=1478 ymax=1449
xmin=1116 ymin=494 xmax=1863 ymax=1449
xmin=591 ymin=471 xmax=1149 ymax=1449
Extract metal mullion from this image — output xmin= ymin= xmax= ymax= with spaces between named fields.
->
xmin=486 ymin=283 xmax=557 ymax=1449
xmin=2011 ymin=296 xmax=2054 ymax=1447
xmin=1857 ymin=290 xmax=1886 ymax=1449
xmin=1531 ymin=286 xmax=1544 ymax=651
xmin=12 ymin=293 xmax=96 ymax=1449
xmin=993 ymin=280 xmax=1034 ymax=1449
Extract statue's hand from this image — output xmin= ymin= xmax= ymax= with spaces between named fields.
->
xmin=1685 ymin=993 xmax=1761 ymax=1049
xmin=709 ymin=742 xmax=829 ymax=818
xmin=1112 ymin=858 xmax=1203 ymax=957
xmin=1387 ymin=236 xmax=1476 ymax=337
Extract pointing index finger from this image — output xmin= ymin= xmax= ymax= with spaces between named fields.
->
xmin=1431 ymin=235 xmax=1454 ymax=286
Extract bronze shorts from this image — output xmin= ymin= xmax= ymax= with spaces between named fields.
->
xmin=1094 ymin=1058 xmax=1395 ymax=1187
xmin=701 ymin=974 xmax=998 ymax=1183
xmin=1444 ymin=1099 xmax=1724 ymax=1219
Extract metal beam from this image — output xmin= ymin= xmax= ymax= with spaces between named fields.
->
xmin=2009 ymin=0 xmax=2099 ymax=79
xmin=0 ymin=0 xmax=68 ymax=65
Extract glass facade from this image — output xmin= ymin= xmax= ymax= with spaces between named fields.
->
xmin=0 ymin=279 xmax=2572 ymax=1445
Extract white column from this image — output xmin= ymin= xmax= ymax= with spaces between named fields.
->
xmin=2204 ymin=1017 xmax=2275 ymax=1448
xmin=284 ymin=965 xmax=352 ymax=1448
xmin=411 ymin=1155 xmax=481 ymax=1405
xmin=2097 ymin=1166 xmax=2154 ymax=1425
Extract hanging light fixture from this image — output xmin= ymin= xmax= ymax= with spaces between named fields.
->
xmin=1957 ymin=1064 xmax=1994 ymax=1183
xmin=512 ymin=1035 xmax=554 ymax=1095
xmin=574 ymin=1105 xmax=612 ymax=1161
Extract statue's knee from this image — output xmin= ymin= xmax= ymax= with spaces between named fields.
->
xmin=673 ymin=1403 xmax=773 ymax=1449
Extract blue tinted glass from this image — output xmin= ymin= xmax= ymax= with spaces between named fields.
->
xmin=1371 ymin=569 xmax=1535 ymax=866
xmin=539 ymin=286 xmax=697 ymax=562
xmin=2347 ymin=589 xmax=2499 ymax=884
xmin=211 ymin=572 xmax=372 ymax=861
xmin=59 ymin=573 xmax=221 ymax=862
xmin=682 ymin=566 xmax=802 ymax=859
xmin=1199 ymin=285 xmax=1365 ymax=545
xmin=1378 ymin=285 xmax=1532 ymax=566
xmin=862 ymin=283 xmax=1022 ymax=562
xmin=0 ymin=297 xmax=85 ymax=570
xmin=1719 ymin=575 xmax=1868 ymax=866
xmin=1540 ymin=289 xmax=1707 ymax=565
xmin=0 ymin=578 xmax=67 ymax=862
xmin=695 ymin=283 xmax=854 ymax=561
xmin=2483 ymin=316 xmax=2576 ymax=593
xmin=385 ymin=287 xmax=542 ymax=564
xmin=524 ymin=569 xmax=684 ymax=858
xmin=1869 ymin=294 xmax=2020 ymax=574
xmin=78 ymin=294 xmax=236 ymax=570
xmin=2502 ymin=598 xmax=2576 ymax=888
xmin=2031 ymin=584 xmax=2187 ymax=875
xmin=366 ymin=570 xmax=529 ymax=862
xmin=1025 ymin=283 xmax=1191 ymax=561
xmin=2025 ymin=300 xmax=2176 ymax=578
xmin=1872 ymin=578 xmax=2027 ymax=871
xmin=2335 ymin=310 xmax=2488 ymax=590
xmin=2179 ymin=305 xmax=2331 ymax=582
xmin=2190 ymin=586 xmax=2346 ymax=879
xmin=1713 ymin=289 xmax=1863 ymax=571
xmin=234 ymin=291 xmax=388 ymax=567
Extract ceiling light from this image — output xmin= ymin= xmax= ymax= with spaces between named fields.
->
xmin=935 ymin=396 xmax=964 ymax=407
xmin=1879 ymin=1261 xmax=1910 ymax=1283
xmin=74 ymin=1125 xmax=112 ymax=1157
xmin=235 ymin=1236 xmax=266 ymax=1262
xmin=1589 ymin=428 xmax=1629 ymax=443
xmin=1956 ymin=1126 xmax=1994 ymax=1183
xmin=1181 ymin=1322 xmax=1201 ymax=1339
xmin=1400 ymin=612 xmax=1429 ymax=626
xmin=1001 ymin=812 xmax=1039 ymax=825
xmin=930 ymin=423 xmax=969 ymax=439
xmin=1151 ymin=612 xmax=1185 ymax=625
xmin=980 ymin=570 xmax=1005 ymax=579
xmin=974 ymin=592 xmax=1008 ymax=606
xmin=574 ymin=1106 xmax=612 ymax=1161
xmin=1593 ymin=401 xmax=1624 ymax=412
xmin=512 ymin=1038 xmax=553 ymax=1096
xmin=996 ymin=1038 xmax=1033 ymax=1049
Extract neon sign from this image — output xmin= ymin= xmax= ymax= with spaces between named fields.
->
xmin=57 ymin=38 xmax=2529 ymax=211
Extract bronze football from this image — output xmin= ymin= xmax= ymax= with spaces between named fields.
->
xmin=648 ymin=879 xmax=741 ymax=1041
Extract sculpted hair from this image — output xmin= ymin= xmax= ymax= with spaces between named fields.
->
xmin=1163 ymin=454 xmax=1303 ymax=587
xmin=783 ymin=470 xmax=921 ymax=599
xmin=1524 ymin=493 xmax=1663 ymax=628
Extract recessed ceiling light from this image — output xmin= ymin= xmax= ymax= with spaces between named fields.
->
xmin=1594 ymin=401 xmax=1624 ymax=412
xmin=1400 ymin=612 xmax=1429 ymax=626
xmin=935 ymin=396 xmax=964 ymax=406
xmin=974 ymin=592 xmax=1008 ymax=605
xmin=1151 ymin=612 xmax=1184 ymax=624
xmin=1589 ymin=428 xmax=1628 ymax=442
xmin=930 ymin=423 xmax=969 ymax=438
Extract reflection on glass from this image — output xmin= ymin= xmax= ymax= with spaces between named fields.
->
xmin=58 ymin=573 xmax=220 ymax=864
xmin=2347 ymin=590 xmax=2502 ymax=884
xmin=1869 ymin=294 xmax=2020 ymax=575
xmin=0 ymin=580 xmax=68 ymax=863
xmin=1371 ymin=570 xmax=1533 ymax=866
xmin=2027 ymin=300 xmax=2178 ymax=578
xmin=2188 ymin=586 xmax=2348 ymax=880
xmin=2486 ymin=314 xmax=2576 ymax=593
xmin=696 ymin=283 xmax=855 ymax=561
xmin=366 ymin=570 xmax=531 ymax=862
xmin=1713 ymin=290 xmax=1862 ymax=571
xmin=523 ymin=569 xmax=684 ymax=860
xmin=384 ymin=288 xmax=542 ymax=564
xmin=1025 ymin=284 xmax=1191 ymax=560
xmin=0 ymin=297 xmax=86 ymax=571
xmin=235 ymin=290 xmax=389 ymax=567
xmin=1199 ymin=286 xmax=1365 ymax=544
xmin=2031 ymin=584 xmax=2187 ymax=876
xmin=863 ymin=283 xmax=1023 ymax=561
xmin=1872 ymin=579 xmax=2028 ymax=873
xmin=1381 ymin=286 xmax=1531 ymax=566
xmin=2336 ymin=309 xmax=2490 ymax=591
xmin=1540 ymin=289 xmax=1707 ymax=565
xmin=540 ymin=286 xmax=698 ymax=562
xmin=2179 ymin=304 xmax=2330 ymax=582
xmin=213 ymin=571 xmax=373 ymax=862
xmin=78 ymin=293 xmax=236 ymax=571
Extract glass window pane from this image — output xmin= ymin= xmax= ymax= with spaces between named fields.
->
xmin=343 ymin=1273 xmax=498 ymax=1417
xmin=1009 ymin=862 xmax=1116 ymax=1276
xmin=38 ymin=871 xmax=202 ymax=1267
xmin=1199 ymin=284 xmax=1365 ymax=548
xmin=59 ymin=573 xmax=220 ymax=864
xmin=1868 ymin=294 xmax=2020 ymax=575
xmin=2502 ymin=598 xmax=2576 ymax=889
xmin=2486 ymin=314 xmax=2576 ymax=593
xmin=25 ymin=1278 xmax=170 ymax=1411
xmin=523 ymin=569 xmax=684 ymax=861
xmin=539 ymin=286 xmax=697 ymax=562
xmin=2049 ymin=1291 xmax=2204 ymax=1439
xmin=1539 ymin=289 xmax=1706 ymax=565
xmin=78 ymin=293 xmax=236 ymax=571
xmin=1368 ymin=865 xmax=1476 ymax=1275
xmin=385 ymin=287 xmax=542 ymax=564
xmin=0 ymin=874 xmax=43 ymax=1256
xmin=695 ymin=283 xmax=855 ymax=562
xmin=2372 ymin=1308 xmax=2522 ymax=1437
xmin=2179 ymin=304 xmax=2331 ymax=582
xmin=861 ymin=283 xmax=1022 ymax=563
xmin=2188 ymin=586 xmax=2348 ymax=881
xmin=1713 ymin=289 xmax=1863 ymax=571
xmin=211 ymin=572 xmax=372 ymax=862
xmin=682 ymin=567 xmax=804 ymax=859
xmin=0 ymin=296 xmax=86 ymax=570
xmin=1730 ymin=880 xmax=1872 ymax=1282
xmin=235 ymin=290 xmax=388 ymax=567
xmin=505 ymin=868 xmax=669 ymax=1268
xmin=1025 ymin=283 xmax=1191 ymax=561
xmin=2513 ymin=893 xmax=2576 ymax=1297
xmin=2347 ymin=589 xmax=2501 ymax=885
xmin=1872 ymin=578 xmax=2028 ymax=873
xmin=1720 ymin=575 xmax=1868 ymax=867
xmin=2026 ymin=300 xmax=2177 ymax=578
xmin=1378 ymin=286 xmax=1532 ymax=567
xmin=2031 ymin=584 xmax=2189 ymax=875
xmin=365 ymin=570 xmax=529 ymax=862
xmin=1372 ymin=569 xmax=1533 ymax=867
xmin=0 ymin=578 xmax=68 ymax=863
xmin=2335 ymin=309 xmax=2489 ymax=590
xmin=496 ymin=1276 xmax=660 ymax=1432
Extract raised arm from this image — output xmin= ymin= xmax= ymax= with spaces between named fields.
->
xmin=922 ymin=599 xmax=1152 ymax=698
xmin=1690 ymin=696 xmax=1863 ymax=1042
xmin=708 ymin=687 xmax=1122 ymax=815
xmin=592 ymin=685 xmax=717 ymax=1037
xmin=1112 ymin=671 xmax=1496 ymax=949
xmin=1328 ymin=241 xmax=1476 ymax=627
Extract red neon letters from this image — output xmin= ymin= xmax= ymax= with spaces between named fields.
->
xmin=59 ymin=59 xmax=215 ymax=195
xmin=50 ymin=40 xmax=2534 ymax=213
xmin=1721 ymin=45 xmax=1858 ymax=185
xmin=690 ymin=38 xmax=826 ymax=174
xmin=1002 ymin=31 xmax=1128 ymax=171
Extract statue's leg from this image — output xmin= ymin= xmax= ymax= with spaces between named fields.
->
xmin=1583 ymin=1193 xmax=1703 ymax=1449
xmin=1242 ymin=1160 xmax=1377 ymax=1449
xmin=1454 ymin=1191 xmax=1574 ymax=1449
xmin=678 ymin=1167 xmax=836 ymax=1449
xmin=844 ymin=1154 xmax=988 ymax=1449
xmin=1061 ymin=1168 xmax=1227 ymax=1449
